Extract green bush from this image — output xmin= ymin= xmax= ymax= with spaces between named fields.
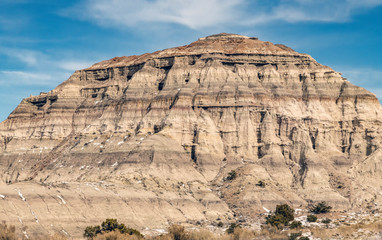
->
xmin=84 ymin=219 xmax=142 ymax=239
xmin=266 ymin=204 xmax=295 ymax=229
xmin=266 ymin=214 xmax=288 ymax=229
xmin=289 ymin=221 xmax=302 ymax=229
xmin=217 ymin=221 xmax=224 ymax=227
xmin=226 ymin=170 xmax=237 ymax=181
xmin=275 ymin=204 xmax=294 ymax=221
xmin=288 ymin=232 xmax=302 ymax=240
xmin=307 ymin=215 xmax=317 ymax=222
xmin=321 ymin=218 xmax=331 ymax=224
xmin=84 ymin=226 xmax=101 ymax=239
xmin=256 ymin=180 xmax=265 ymax=188
xmin=101 ymin=219 xmax=119 ymax=232
xmin=309 ymin=201 xmax=332 ymax=214
xmin=298 ymin=237 xmax=310 ymax=240
xmin=226 ymin=223 xmax=240 ymax=234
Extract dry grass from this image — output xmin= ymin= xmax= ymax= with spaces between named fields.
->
xmin=232 ymin=227 xmax=256 ymax=240
xmin=148 ymin=225 xmax=256 ymax=240
xmin=94 ymin=231 xmax=143 ymax=240
xmin=256 ymin=225 xmax=290 ymax=240
xmin=188 ymin=229 xmax=217 ymax=240
xmin=2 ymin=217 xmax=382 ymax=240
xmin=305 ymin=220 xmax=382 ymax=239
xmin=0 ymin=221 xmax=16 ymax=240
xmin=48 ymin=233 xmax=69 ymax=240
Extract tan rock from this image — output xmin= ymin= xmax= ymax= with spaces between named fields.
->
xmin=0 ymin=33 xmax=381 ymax=238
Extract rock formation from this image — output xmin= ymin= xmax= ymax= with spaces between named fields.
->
xmin=0 ymin=33 xmax=381 ymax=238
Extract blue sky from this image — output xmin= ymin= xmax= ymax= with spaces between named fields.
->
xmin=1 ymin=0 xmax=382 ymax=121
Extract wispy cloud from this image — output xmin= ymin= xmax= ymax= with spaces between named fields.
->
xmin=0 ymin=47 xmax=92 ymax=86
xmin=0 ymin=48 xmax=42 ymax=65
xmin=68 ymin=0 xmax=382 ymax=29
xmin=247 ymin=0 xmax=382 ymax=24
xmin=67 ymin=0 xmax=243 ymax=29
xmin=0 ymin=70 xmax=55 ymax=86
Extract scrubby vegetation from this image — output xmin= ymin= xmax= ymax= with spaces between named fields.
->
xmin=167 ymin=225 xmax=188 ymax=240
xmin=321 ymin=218 xmax=331 ymax=224
xmin=225 ymin=223 xmax=240 ymax=234
xmin=307 ymin=215 xmax=317 ymax=222
xmin=151 ymin=223 xmax=254 ymax=240
xmin=225 ymin=170 xmax=237 ymax=181
xmin=297 ymin=237 xmax=309 ymax=240
xmin=3 ymin=208 xmax=382 ymax=240
xmin=288 ymin=232 xmax=302 ymax=240
xmin=255 ymin=180 xmax=265 ymax=188
xmin=289 ymin=221 xmax=302 ymax=229
xmin=309 ymin=201 xmax=332 ymax=214
xmin=265 ymin=204 xmax=295 ymax=228
xmin=84 ymin=219 xmax=143 ymax=239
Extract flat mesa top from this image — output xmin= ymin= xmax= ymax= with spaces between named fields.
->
xmin=86 ymin=33 xmax=306 ymax=70
xmin=199 ymin=33 xmax=258 ymax=41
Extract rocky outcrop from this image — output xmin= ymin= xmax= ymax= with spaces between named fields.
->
xmin=0 ymin=33 xmax=381 ymax=238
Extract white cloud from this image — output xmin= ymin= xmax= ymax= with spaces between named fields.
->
xmin=0 ymin=53 xmax=89 ymax=86
xmin=0 ymin=71 xmax=54 ymax=86
xmin=0 ymin=47 xmax=94 ymax=71
xmin=71 ymin=0 xmax=243 ymax=29
xmin=0 ymin=47 xmax=93 ymax=87
xmin=70 ymin=0 xmax=382 ymax=29
xmin=0 ymin=48 xmax=42 ymax=66
xmin=259 ymin=0 xmax=382 ymax=23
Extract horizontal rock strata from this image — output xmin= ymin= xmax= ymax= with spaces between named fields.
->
xmin=0 ymin=33 xmax=381 ymax=238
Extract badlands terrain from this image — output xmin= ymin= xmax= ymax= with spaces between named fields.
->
xmin=0 ymin=33 xmax=381 ymax=239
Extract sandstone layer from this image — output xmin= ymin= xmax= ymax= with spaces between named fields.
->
xmin=0 ymin=33 xmax=381 ymax=238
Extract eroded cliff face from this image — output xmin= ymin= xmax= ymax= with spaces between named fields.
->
xmin=0 ymin=33 xmax=381 ymax=238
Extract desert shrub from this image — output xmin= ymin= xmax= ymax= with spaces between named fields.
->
xmin=256 ymin=180 xmax=265 ymax=188
xmin=298 ymin=237 xmax=310 ymax=240
xmin=288 ymin=232 xmax=302 ymax=240
xmin=101 ymin=219 xmax=120 ymax=232
xmin=309 ymin=201 xmax=332 ymax=214
xmin=321 ymin=218 xmax=331 ymax=224
xmin=275 ymin=204 xmax=294 ymax=222
xmin=226 ymin=170 xmax=237 ymax=181
xmin=84 ymin=226 xmax=102 ymax=238
xmin=119 ymin=226 xmax=143 ymax=237
xmin=0 ymin=221 xmax=16 ymax=240
xmin=168 ymin=224 xmax=188 ymax=240
xmin=266 ymin=204 xmax=294 ymax=229
xmin=84 ymin=219 xmax=142 ymax=239
xmin=266 ymin=214 xmax=289 ymax=229
xmin=289 ymin=221 xmax=302 ymax=229
xmin=226 ymin=223 xmax=240 ymax=234
xmin=219 ymin=227 xmax=255 ymax=240
xmin=217 ymin=222 xmax=224 ymax=227
xmin=307 ymin=215 xmax=317 ymax=222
